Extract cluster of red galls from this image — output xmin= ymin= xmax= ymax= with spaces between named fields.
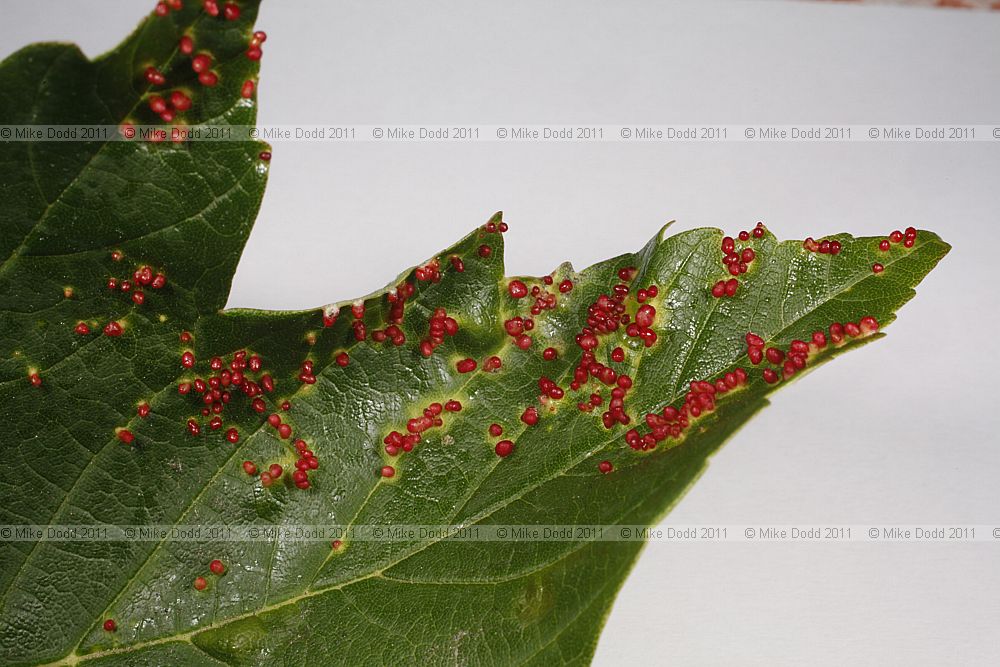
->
xmin=133 ymin=3 xmax=265 ymax=144
xmin=879 ymin=227 xmax=918 ymax=251
xmin=81 ymin=260 xmax=167 ymax=336
xmin=578 ymin=266 xmax=635 ymax=337
xmin=570 ymin=339 xmax=636 ymax=425
xmin=485 ymin=266 xmax=639 ymax=475
xmin=243 ymin=436 xmax=318 ymax=490
xmin=625 ymin=369 xmax=749 ymax=452
xmin=570 ymin=267 xmax=647 ymax=435
xmin=455 ymin=355 xmax=502 ymax=373
xmin=492 ymin=260 xmax=651 ymax=471
xmin=78 ymin=260 xmax=168 ymax=336
xmin=503 ymin=316 xmax=536 ymax=350
xmin=476 ymin=220 xmax=508 ymax=258
xmin=746 ymin=317 xmax=879 ymax=385
xmin=486 ymin=422 xmax=515 ymax=457
xmin=190 ymin=558 xmax=227 ymax=592
xmin=371 ymin=282 xmax=417 ymax=344
xmin=415 ymin=259 xmax=442 ymax=283
xmin=105 ymin=261 xmax=167 ymax=301
xmin=485 ymin=406 xmax=542 ymax=459
xmin=156 ymin=0 xmax=243 ymax=23
xmin=175 ymin=346 xmax=278 ymax=442
xmin=117 ymin=338 xmax=281 ymax=446
xmin=508 ymin=275 xmax=572 ymax=315
xmin=573 ymin=267 xmax=658 ymax=352
xmin=874 ymin=227 xmax=918 ymax=272
xmin=298 ymin=359 xmax=317 ymax=384
xmin=381 ymin=400 xmax=463 ymax=474
xmin=712 ymin=229 xmax=760 ymax=298
xmin=484 ymin=220 xmax=509 ymax=234
xmin=802 ymin=237 xmax=843 ymax=255
xmin=420 ymin=307 xmax=458 ymax=357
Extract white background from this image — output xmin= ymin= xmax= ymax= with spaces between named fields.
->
xmin=4 ymin=1 xmax=999 ymax=664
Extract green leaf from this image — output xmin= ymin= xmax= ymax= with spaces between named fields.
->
xmin=0 ymin=4 xmax=948 ymax=666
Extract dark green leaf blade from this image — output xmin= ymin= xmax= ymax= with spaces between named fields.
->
xmin=0 ymin=4 xmax=950 ymax=666
xmin=0 ymin=2 xmax=267 ymax=664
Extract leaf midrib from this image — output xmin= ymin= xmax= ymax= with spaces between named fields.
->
xmin=50 ymin=233 xmax=942 ymax=665
xmin=63 ymin=425 xmax=663 ymax=666
xmin=310 ymin=233 xmax=942 ymax=602
xmin=61 ymin=233 xmax=704 ymax=661
xmin=0 ymin=163 xmax=261 ymax=609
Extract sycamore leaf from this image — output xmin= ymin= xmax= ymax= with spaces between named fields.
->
xmin=0 ymin=2 xmax=948 ymax=665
